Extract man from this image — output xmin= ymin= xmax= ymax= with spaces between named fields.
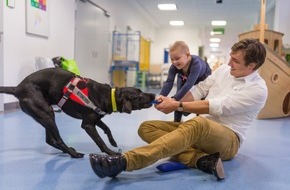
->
xmin=89 ymin=38 xmax=268 ymax=181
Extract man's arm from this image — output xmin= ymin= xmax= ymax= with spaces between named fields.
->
xmin=155 ymin=95 xmax=209 ymax=115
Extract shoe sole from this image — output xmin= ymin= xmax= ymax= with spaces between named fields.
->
xmin=213 ymin=158 xmax=225 ymax=180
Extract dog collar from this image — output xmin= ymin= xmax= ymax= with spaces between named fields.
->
xmin=111 ymin=88 xmax=117 ymax=112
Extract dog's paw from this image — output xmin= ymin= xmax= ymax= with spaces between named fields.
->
xmin=109 ymin=138 xmax=118 ymax=147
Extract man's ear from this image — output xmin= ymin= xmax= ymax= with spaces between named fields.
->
xmin=249 ymin=63 xmax=257 ymax=70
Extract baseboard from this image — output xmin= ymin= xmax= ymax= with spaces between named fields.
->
xmin=4 ymin=101 xmax=20 ymax=111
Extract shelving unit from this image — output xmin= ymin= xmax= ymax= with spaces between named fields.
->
xmin=110 ymin=31 xmax=140 ymax=87
xmin=110 ymin=31 xmax=150 ymax=88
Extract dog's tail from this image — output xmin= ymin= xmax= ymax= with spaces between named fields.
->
xmin=0 ymin=87 xmax=16 ymax=95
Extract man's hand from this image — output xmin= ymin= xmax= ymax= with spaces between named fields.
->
xmin=154 ymin=95 xmax=179 ymax=114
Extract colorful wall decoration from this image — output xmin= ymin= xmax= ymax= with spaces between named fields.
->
xmin=26 ymin=0 xmax=49 ymax=37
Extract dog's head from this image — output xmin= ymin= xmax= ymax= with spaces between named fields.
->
xmin=116 ymin=87 xmax=155 ymax=114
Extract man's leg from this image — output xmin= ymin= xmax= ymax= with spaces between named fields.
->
xmin=125 ymin=116 xmax=239 ymax=170
xmin=138 ymin=120 xmax=202 ymax=166
xmin=90 ymin=119 xmax=196 ymax=177
xmin=90 ymin=116 xmax=239 ymax=179
xmin=138 ymin=120 xmax=180 ymax=143
xmin=171 ymin=117 xmax=239 ymax=168
xmin=138 ymin=117 xmax=239 ymax=168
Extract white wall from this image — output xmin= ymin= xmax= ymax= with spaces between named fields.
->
xmin=274 ymin=0 xmax=290 ymax=47
xmin=0 ymin=1 xmax=3 ymax=31
xmin=151 ymin=28 xmax=200 ymax=64
xmin=2 ymin=0 xmax=75 ymax=103
xmin=90 ymin=0 xmax=157 ymax=64
xmin=91 ymin=0 xmax=156 ymax=39
xmin=91 ymin=0 xmax=202 ymax=65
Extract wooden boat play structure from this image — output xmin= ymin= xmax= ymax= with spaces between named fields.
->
xmin=238 ymin=0 xmax=290 ymax=119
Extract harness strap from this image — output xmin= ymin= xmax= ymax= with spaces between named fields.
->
xmin=71 ymin=86 xmax=106 ymax=115
xmin=58 ymin=78 xmax=80 ymax=108
xmin=57 ymin=77 xmax=107 ymax=115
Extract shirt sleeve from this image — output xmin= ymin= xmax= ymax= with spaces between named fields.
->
xmin=208 ymin=82 xmax=268 ymax=116
xmin=191 ymin=66 xmax=220 ymax=100
xmin=159 ymin=65 xmax=177 ymax=96
xmin=172 ymin=57 xmax=204 ymax=100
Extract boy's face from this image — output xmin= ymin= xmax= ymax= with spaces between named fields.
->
xmin=228 ymin=50 xmax=256 ymax=78
xmin=169 ymin=48 xmax=190 ymax=70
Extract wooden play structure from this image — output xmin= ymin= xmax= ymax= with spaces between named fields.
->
xmin=239 ymin=0 xmax=290 ymax=119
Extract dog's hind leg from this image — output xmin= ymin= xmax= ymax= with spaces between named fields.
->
xmin=18 ymin=96 xmax=84 ymax=158
xmin=81 ymin=118 xmax=118 ymax=155
xmin=45 ymin=130 xmax=77 ymax=153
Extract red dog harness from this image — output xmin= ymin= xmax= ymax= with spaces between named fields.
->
xmin=57 ymin=77 xmax=107 ymax=115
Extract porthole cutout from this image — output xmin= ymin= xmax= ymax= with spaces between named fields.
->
xmin=282 ymin=91 xmax=290 ymax=115
xmin=271 ymin=73 xmax=279 ymax=83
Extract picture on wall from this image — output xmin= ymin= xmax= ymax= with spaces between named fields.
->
xmin=26 ymin=0 xmax=49 ymax=37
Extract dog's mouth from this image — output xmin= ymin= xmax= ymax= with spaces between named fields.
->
xmin=136 ymin=100 xmax=154 ymax=109
xmin=145 ymin=93 xmax=156 ymax=107
xmin=142 ymin=102 xmax=154 ymax=108
xmin=132 ymin=93 xmax=155 ymax=109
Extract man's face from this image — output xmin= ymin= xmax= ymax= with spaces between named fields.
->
xmin=228 ymin=50 xmax=256 ymax=78
xmin=169 ymin=48 xmax=190 ymax=70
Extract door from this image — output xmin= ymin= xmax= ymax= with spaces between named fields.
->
xmin=75 ymin=0 xmax=110 ymax=83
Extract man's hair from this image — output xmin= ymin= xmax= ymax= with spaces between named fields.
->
xmin=231 ymin=38 xmax=266 ymax=70
xmin=169 ymin=41 xmax=190 ymax=54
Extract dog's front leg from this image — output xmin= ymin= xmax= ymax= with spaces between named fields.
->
xmin=95 ymin=120 xmax=117 ymax=147
xmin=81 ymin=119 xmax=118 ymax=155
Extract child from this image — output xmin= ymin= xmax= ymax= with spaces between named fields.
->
xmin=160 ymin=41 xmax=211 ymax=122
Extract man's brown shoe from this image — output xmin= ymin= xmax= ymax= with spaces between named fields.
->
xmin=196 ymin=152 xmax=225 ymax=181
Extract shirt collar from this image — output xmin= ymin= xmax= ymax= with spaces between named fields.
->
xmin=235 ymin=70 xmax=258 ymax=83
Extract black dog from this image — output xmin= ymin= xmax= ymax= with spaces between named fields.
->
xmin=0 ymin=68 xmax=155 ymax=158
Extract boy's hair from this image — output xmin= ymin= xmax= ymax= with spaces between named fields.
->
xmin=231 ymin=38 xmax=266 ymax=70
xmin=169 ymin=41 xmax=190 ymax=54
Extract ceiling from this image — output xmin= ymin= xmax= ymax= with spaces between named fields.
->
xmin=131 ymin=0 xmax=276 ymax=59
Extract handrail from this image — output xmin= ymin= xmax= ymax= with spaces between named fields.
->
xmin=79 ymin=0 xmax=110 ymax=17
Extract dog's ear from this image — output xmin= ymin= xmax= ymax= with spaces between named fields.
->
xmin=122 ymin=101 xmax=132 ymax=113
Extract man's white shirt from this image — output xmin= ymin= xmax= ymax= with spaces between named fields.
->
xmin=191 ymin=64 xmax=268 ymax=144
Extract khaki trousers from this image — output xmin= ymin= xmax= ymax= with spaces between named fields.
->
xmin=124 ymin=116 xmax=240 ymax=171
